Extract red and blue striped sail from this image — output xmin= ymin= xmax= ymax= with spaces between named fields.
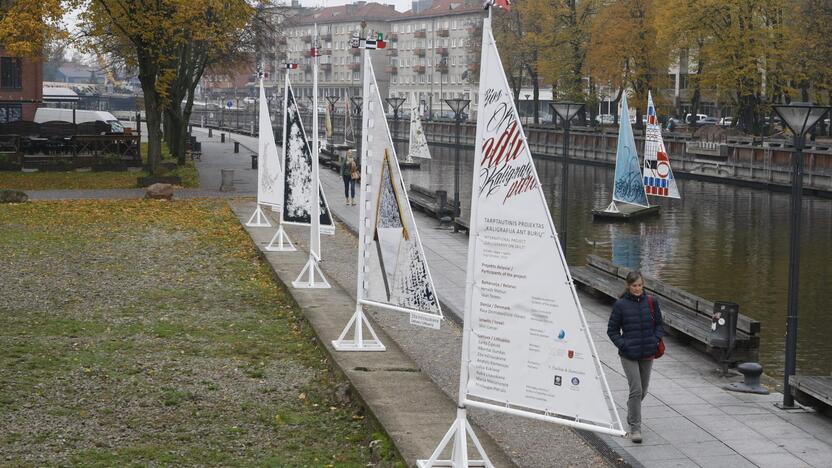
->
xmin=642 ymin=91 xmax=680 ymax=199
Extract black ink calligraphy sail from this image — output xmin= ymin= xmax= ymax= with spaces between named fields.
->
xmin=282 ymin=82 xmax=335 ymax=235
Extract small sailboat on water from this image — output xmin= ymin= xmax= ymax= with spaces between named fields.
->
xmin=643 ymin=91 xmax=680 ymax=200
xmin=592 ymin=92 xmax=660 ymax=220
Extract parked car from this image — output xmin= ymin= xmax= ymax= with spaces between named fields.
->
xmin=719 ymin=117 xmax=734 ymax=127
xmin=34 ymin=108 xmax=125 ymax=133
xmin=699 ymin=117 xmax=720 ymax=126
xmin=685 ymin=113 xmax=708 ymax=124
xmin=595 ymin=114 xmax=614 ymax=125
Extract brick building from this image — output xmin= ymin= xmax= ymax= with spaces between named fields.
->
xmin=0 ymin=49 xmax=43 ymax=122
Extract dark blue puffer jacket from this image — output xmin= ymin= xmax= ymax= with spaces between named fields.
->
xmin=607 ymin=292 xmax=664 ymax=360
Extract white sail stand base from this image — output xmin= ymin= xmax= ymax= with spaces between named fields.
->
xmin=603 ymin=201 xmax=620 ymax=213
xmin=332 ymin=304 xmax=386 ymax=351
xmin=264 ymin=225 xmax=296 ymax=252
xmin=292 ymin=255 xmax=331 ymax=289
xmin=245 ymin=204 xmax=272 ymax=227
xmin=417 ymin=409 xmax=493 ymax=468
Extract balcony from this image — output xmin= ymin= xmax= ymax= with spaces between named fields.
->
xmin=350 ymin=47 xmax=361 ymax=56
xmin=437 ymin=64 xmax=448 ymax=74
xmin=436 ymin=47 xmax=448 ymax=56
xmin=388 ymin=32 xmax=398 ymax=41
xmin=413 ymin=65 xmax=426 ymax=74
xmin=414 ymin=30 xmax=426 ymax=38
xmin=414 ymin=48 xmax=426 ymax=57
xmin=386 ymin=66 xmax=398 ymax=74
xmin=437 ymin=28 xmax=449 ymax=37
xmin=320 ymin=33 xmax=332 ymax=41
xmin=320 ymin=48 xmax=332 ymax=56
xmin=303 ymin=50 xmax=312 ymax=58
xmin=388 ymin=49 xmax=398 ymax=56
xmin=320 ymin=63 xmax=332 ymax=71
xmin=348 ymin=63 xmax=361 ymax=71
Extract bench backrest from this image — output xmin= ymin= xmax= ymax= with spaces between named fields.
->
xmin=585 ymin=255 xmax=760 ymax=336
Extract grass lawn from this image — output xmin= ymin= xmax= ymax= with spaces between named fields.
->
xmin=0 ymin=199 xmax=402 ymax=466
xmin=0 ymin=143 xmax=199 ymax=190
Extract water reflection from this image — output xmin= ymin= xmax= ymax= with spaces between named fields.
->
xmin=398 ymin=147 xmax=832 ymax=379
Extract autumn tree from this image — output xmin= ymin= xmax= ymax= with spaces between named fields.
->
xmin=0 ymin=1 xmax=65 ymax=57
xmin=586 ymin=0 xmax=671 ymax=127
xmin=782 ymin=0 xmax=832 ymax=105
xmin=525 ymin=0 xmax=598 ymax=119
xmin=162 ymin=1 xmax=258 ymax=164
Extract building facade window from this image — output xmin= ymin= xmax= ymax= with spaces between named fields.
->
xmin=0 ymin=57 xmax=22 ymax=89
xmin=0 ymin=103 xmax=22 ymax=123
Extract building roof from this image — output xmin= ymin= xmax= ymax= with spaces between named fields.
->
xmin=293 ymin=2 xmax=402 ymax=25
xmin=57 ymin=63 xmax=98 ymax=80
xmin=395 ymin=0 xmax=485 ymax=20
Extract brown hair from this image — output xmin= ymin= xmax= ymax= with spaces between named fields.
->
xmin=620 ymin=271 xmax=644 ymax=298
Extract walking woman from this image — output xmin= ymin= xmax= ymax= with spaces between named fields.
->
xmin=607 ymin=271 xmax=664 ymax=443
xmin=340 ymin=149 xmax=357 ymax=205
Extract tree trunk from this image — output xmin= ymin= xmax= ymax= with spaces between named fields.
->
xmin=138 ymin=58 xmax=162 ymax=175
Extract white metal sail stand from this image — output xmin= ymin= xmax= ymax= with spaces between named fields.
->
xmin=293 ymin=25 xmax=330 ymax=289
xmin=332 ymin=46 xmax=385 ymax=352
xmin=265 ymin=73 xmax=296 ymax=252
xmin=246 ymin=204 xmax=272 ymax=227
xmin=603 ymin=200 xmax=620 ymax=213
xmin=419 ymin=9 xmax=493 ymax=466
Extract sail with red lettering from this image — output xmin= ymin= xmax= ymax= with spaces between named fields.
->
xmin=643 ymin=91 xmax=680 ymax=198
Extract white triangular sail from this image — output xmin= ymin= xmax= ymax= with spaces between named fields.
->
xmin=344 ymin=97 xmax=355 ymax=145
xmin=643 ymin=91 xmax=680 ymax=199
xmin=246 ymin=78 xmax=280 ymax=227
xmin=421 ymin=14 xmax=623 ymax=466
xmin=258 ymin=79 xmax=283 ymax=207
xmin=406 ymin=106 xmax=431 ymax=161
xmin=333 ymin=46 xmax=443 ymax=352
xmin=611 ymin=93 xmax=650 ymax=208
xmin=281 ymin=81 xmax=335 ymax=236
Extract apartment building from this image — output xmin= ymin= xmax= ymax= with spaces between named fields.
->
xmin=283 ymin=2 xmax=402 ymax=106
xmin=387 ymin=0 xmax=485 ymax=117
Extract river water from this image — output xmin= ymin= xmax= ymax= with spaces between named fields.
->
xmin=399 ymin=149 xmax=832 ymax=380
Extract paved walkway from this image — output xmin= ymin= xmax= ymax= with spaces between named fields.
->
xmin=225 ymin=128 xmax=832 ymax=468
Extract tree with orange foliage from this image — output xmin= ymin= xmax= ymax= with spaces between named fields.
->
xmin=0 ymin=1 xmax=65 ymax=58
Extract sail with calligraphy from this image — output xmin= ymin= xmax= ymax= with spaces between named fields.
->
xmin=643 ymin=91 xmax=680 ymax=199
xmin=258 ymin=79 xmax=283 ymax=207
xmin=406 ymin=106 xmax=431 ymax=162
xmin=282 ymin=83 xmax=335 ymax=235
xmin=245 ymin=78 xmax=280 ymax=227
xmin=611 ymin=93 xmax=650 ymax=207
xmin=324 ymin=101 xmax=333 ymax=150
xmin=332 ymin=46 xmax=443 ymax=352
xmin=421 ymin=10 xmax=623 ymax=467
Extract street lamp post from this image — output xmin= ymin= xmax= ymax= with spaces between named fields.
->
xmin=548 ymin=102 xmax=585 ymax=252
xmin=385 ymin=97 xmax=406 ymax=152
xmin=772 ymin=101 xmax=831 ymax=409
xmin=445 ymin=98 xmax=471 ymax=232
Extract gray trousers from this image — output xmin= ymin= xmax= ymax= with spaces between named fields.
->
xmin=620 ymin=356 xmax=653 ymax=431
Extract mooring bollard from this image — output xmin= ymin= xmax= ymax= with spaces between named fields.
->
xmin=221 ymin=133 xmax=225 ymax=143
xmin=208 ymin=128 xmax=213 ymax=138
xmin=251 ymin=154 xmax=258 ymax=170
xmin=219 ymin=169 xmax=235 ymax=192
xmin=234 ymin=141 xmax=239 ymax=153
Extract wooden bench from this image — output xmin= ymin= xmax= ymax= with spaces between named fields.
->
xmin=790 ymin=376 xmax=832 ymax=415
xmin=408 ymin=184 xmax=450 ymax=218
xmin=571 ymin=255 xmax=760 ymax=364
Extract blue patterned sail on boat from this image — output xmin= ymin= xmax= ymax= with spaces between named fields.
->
xmin=611 ymin=93 xmax=649 ymax=207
